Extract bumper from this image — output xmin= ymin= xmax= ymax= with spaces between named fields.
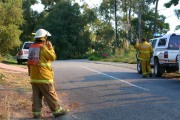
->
xmin=161 ymin=63 xmax=178 ymax=67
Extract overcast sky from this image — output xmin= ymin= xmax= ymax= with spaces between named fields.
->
xmin=31 ymin=0 xmax=180 ymax=33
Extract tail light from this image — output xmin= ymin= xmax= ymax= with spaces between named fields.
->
xmin=164 ymin=51 xmax=168 ymax=58
xmin=18 ymin=50 xmax=23 ymax=55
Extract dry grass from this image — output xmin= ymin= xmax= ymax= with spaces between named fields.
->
xmin=0 ymin=67 xmax=71 ymax=119
xmin=163 ymin=72 xmax=180 ymax=79
xmin=0 ymin=68 xmax=32 ymax=119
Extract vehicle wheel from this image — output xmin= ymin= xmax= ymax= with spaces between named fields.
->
xmin=154 ymin=59 xmax=162 ymax=77
xmin=137 ymin=60 xmax=142 ymax=74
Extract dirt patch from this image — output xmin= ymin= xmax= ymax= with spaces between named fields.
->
xmin=162 ymin=72 xmax=180 ymax=79
xmin=0 ymin=68 xmax=59 ymax=119
xmin=0 ymin=68 xmax=33 ymax=119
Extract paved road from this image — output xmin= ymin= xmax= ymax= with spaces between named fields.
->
xmin=52 ymin=60 xmax=180 ymax=120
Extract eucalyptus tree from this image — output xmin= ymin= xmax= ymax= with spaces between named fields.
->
xmin=118 ymin=0 xmax=137 ymax=46
xmin=133 ymin=0 xmax=146 ymax=43
xmin=98 ymin=0 xmax=119 ymax=52
xmin=175 ymin=25 xmax=180 ymax=30
xmin=0 ymin=0 xmax=24 ymax=56
xmin=41 ymin=0 xmax=60 ymax=9
xmin=20 ymin=0 xmax=39 ymax=42
xmin=164 ymin=0 xmax=179 ymax=30
xmin=131 ymin=7 xmax=169 ymax=40
xmin=164 ymin=0 xmax=179 ymax=8
xmin=143 ymin=0 xmax=159 ymax=34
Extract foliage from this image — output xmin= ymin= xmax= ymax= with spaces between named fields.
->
xmin=89 ymin=45 xmax=137 ymax=64
xmin=131 ymin=7 xmax=169 ymax=40
xmin=20 ymin=0 xmax=39 ymax=43
xmin=175 ymin=25 xmax=180 ymax=30
xmin=164 ymin=0 xmax=179 ymax=8
xmin=36 ymin=0 xmax=92 ymax=59
xmin=99 ymin=0 xmax=114 ymax=23
xmin=0 ymin=0 xmax=171 ymax=60
xmin=164 ymin=0 xmax=179 ymax=20
xmin=0 ymin=0 xmax=24 ymax=56
xmin=92 ymin=23 xmax=114 ymax=53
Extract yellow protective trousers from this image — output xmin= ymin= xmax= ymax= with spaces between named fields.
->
xmin=141 ymin=60 xmax=152 ymax=76
xmin=31 ymin=83 xmax=62 ymax=117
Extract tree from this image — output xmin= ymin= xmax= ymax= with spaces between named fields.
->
xmin=36 ymin=0 xmax=92 ymax=59
xmin=131 ymin=7 xmax=169 ymax=40
xmin=92 ymin=22 xmax=114 ymax=55
xmin=99 ymin=0 xmax=119 ymax=52
xmin=0 ymin=0 xmax=24 ymax=56
xmin=20 ymin=0 xmax=39 ymax=42
xmin=164 ymin=0 xmax=179 ymax=8
xmin=175 ymin=25 xmax=180 ymax=30
xmin=164 ymin=0 xmax=179 ymax=30
xmin=175 ymin=9 xmax=180 ymax=19
xmin=133 ymin=0 xmax=146 ymax=43
xmin=153 ymin=0 xmax=159 ymax=34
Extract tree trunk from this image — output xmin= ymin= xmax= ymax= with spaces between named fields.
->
xmin=114 ymin=0 xmax=118 ymax=49
xmin=128 ymin=0 xmax=132 ymax=44
xmin=138 ymin=13 xmax=142 ymax=43
xmin=153 ymin=0 xmax=159 ymax=34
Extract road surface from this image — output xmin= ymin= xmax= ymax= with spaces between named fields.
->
xmin=52 ymin=60 xmax=180 ymax=120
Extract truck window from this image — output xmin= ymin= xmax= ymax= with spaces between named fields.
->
xmin=168 ymin=35 xmax=180 ymax=50
xmin=151 ymin=39 xmax=157 ymax=48
xmin=158 ymin=38 xmax=166 ymax=46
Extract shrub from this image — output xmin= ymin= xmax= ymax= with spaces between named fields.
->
xmin=89 ymin=45 xmax=137 ymax=64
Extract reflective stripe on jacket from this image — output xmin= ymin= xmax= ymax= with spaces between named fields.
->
xmin=135 ymin=41 xmax=153 ymax=61
xmin=28 ymin=44 xmax=56 ymax=84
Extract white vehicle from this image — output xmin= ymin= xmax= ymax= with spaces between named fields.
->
xmin=151 ymin=32 xmax=180 ymax=77
xmin=17 ymin=41 xmax=33 ymax=64
xmin=137 ymin=32 xmax=180 ymax=77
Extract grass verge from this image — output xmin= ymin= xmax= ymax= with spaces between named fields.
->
xmin=0 ymin=68 xmax=32 ymax=119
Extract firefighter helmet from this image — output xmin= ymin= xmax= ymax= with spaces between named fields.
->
xmin=34 ymin=29 xmax=51 ymax=38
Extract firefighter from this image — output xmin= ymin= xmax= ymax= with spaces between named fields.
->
xmin=28 ymin=29 xmax=68 ymax=118
xmin=135 ymin=37 xmax=153 ymax=78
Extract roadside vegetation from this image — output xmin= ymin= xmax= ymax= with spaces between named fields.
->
xmin=0 ymin=0 xmax=179 ymax=61
xmin=0 ymin=67 xmax=31 ymax=119
xmin=88 ymin=45 xmax=137 ymax=64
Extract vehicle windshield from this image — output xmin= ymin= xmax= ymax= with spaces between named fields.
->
xmin=23 ymin=43 xmax=33 ymax=49
xmin=168 ymin=35 xmax=180 ymax=50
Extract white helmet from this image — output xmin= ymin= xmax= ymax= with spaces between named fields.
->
xmin=34 ymin=29 xmax=51 ymax=38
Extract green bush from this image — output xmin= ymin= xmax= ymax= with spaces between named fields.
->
xmin=88 ymin=45 xmax=137 ymax=64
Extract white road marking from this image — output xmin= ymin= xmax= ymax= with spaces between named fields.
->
xmin=81 ymin=66 xmax=150 ymax=91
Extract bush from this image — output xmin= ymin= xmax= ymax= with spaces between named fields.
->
xmin=88 ymin=45 xmax=137 ymax=64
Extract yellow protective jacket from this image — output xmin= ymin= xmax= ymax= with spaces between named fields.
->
xmin=135 ymin=41 xmax=153 ymax=61
xmin=29 ymin=44 xmax=56 ymax=84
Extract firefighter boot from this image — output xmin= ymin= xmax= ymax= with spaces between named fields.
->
xmin=54 ymin=109 xmax=69 ymax=118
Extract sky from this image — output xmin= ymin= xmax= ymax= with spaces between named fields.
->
xmin=31 ymin=0 xmax=180 ymax=33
